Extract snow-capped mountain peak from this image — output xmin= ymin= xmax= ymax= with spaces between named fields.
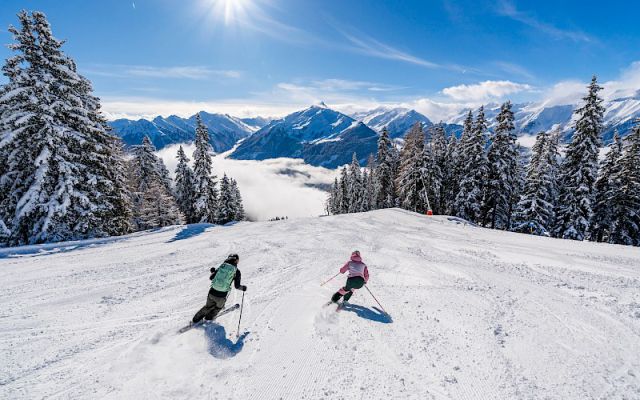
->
xmin=352 ymin=107 xmax=432 ymax=138
xmin=230 ymin=104 xmax=378 ymax=168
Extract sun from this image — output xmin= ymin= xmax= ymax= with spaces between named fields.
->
xmin=202 ymin=0 xmax=253 ymax=26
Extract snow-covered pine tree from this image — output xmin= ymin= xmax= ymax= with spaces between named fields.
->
xmin=591 ymin=132 xmax=623 ymax=242
xmin=0 ymin=11 xmax=132 ymax=245
xmin=347 ymin=153 xmax=364 ymax=213
xmin=138 ymin=182 xmax=184 ymax=229
xmin=0 ymin=12 xmax=39 ymax=243
xmin=94 ymin=139 xmax=133 ymax=237
xmin=390 ymin=143 xmax=401 ymax=207
xmin=374 ymin=127 xmax=395 ymax=209
xmin=192 ymin=113 xmax=218 ymax=223
xmin=608 ymin=120 xmax=640 ymax=246
xmin=454 ymin=107 xmax=489 ymax=223
xmin=157 ymin=159 xmax=174 ymax=195
xmin=361 ymin=168 xmax=370 ymax=212
xmin=216 ymin=173 xmax=235 ymax=224
xmin=450 ymin=111 xmax=473 ymax=216
xmin=339 ymin=167 xmax=349 ymax=214
xmin=33 ymin=11 xmax=132 ymax=238
xmin=362 ymin=154 xmax=376 ymax=212
xmin=509 ymin=144 xmax=527 ymax=229
xmin=327 ymin=178 xmax=340 ymax=215
xmin=482 ymin=101 xmax=519 ymax=229
xmin=554 ymin=76 xmax=604 ymax=240
xmin=545 ymin=131 xmax=561 ymax=209
xmin=513 ymin=131 xmax=556 ymax=235
xmin=174 ymin=145 xmax=196 ymax=223
xmin=230 ymin=178 xmax=245 ymax=221
xmin=428 ymin=123 xmax=448 ymax=214
xmin=396 ymin=122 xmax=428 ymax=213
xmin=128 ymin=136 xmax=181 ymax=230
xmin=443 ymin=133 xmax=460 ymax=215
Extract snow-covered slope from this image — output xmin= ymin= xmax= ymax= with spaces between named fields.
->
xmin=231 ymin=103 xmax=378 ymax=168
xmin=2 ymin=209 xmax=639 ymax=399
xmin=109 ymin=111 xmax=256 ymax=152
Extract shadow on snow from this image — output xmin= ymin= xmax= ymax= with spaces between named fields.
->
xmin=0 ymin=236 xmax=128 ymax=259
xmin=201 ymin=323 xmax=249 ymax=359
xmin=341 ymin=303 xmax=393 ymax=324
xmin=0 ymin=226 xmax=180 ymax=259
xmin=167 ymin=223 xmax=215 ymax=243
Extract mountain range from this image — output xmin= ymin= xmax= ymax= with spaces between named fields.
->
xmin=109 ymin=112 xmax=263 ymax=153
xmin=108 ymin=92 xmax=640 ymax=168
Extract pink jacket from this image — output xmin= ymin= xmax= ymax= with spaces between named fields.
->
xmin=339 ymin=253 xmax=369 ymax=282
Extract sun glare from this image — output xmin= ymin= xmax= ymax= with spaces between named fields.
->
xmin=203 ymin=0 xmax=252 ymax=26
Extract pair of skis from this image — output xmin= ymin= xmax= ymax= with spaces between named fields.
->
xmin=177 ymin=303 xmax=240 ymax=334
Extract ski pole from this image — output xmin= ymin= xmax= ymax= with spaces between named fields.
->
xmin=320 ymin=272 xmax=340 ymax=287
xmin=236 ymin=291 xmax=245 ymax=339
xmin=364 ymin=285 xmax=388 ymax=315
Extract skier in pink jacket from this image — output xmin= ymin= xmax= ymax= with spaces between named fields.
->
xmin=330 ymin=250 xmax=369 ymax=304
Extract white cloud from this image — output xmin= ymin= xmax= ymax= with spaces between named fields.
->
xmin=100 ymin=96 xmax=300 ymax=120
xmin=601 ymin=61 xmax=640 ymax=99
xmin=101 ymin=61 xmax=640 ymax=124
xmin=539 ymin=80 xmax=586 ymax=107
xmin=156 ymin=144 xmax=336 ymax=220
xmin=540 ymin=63 xmax=640 ymax=108
xmin=442 ymin=80 xmax=533 ymax=101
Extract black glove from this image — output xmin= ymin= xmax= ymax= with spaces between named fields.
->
xmin=240 ymin=285 xmax=247 ymax=292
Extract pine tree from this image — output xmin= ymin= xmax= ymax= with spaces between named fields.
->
xmin=174 ymin=145 xmax=196 ymax=223
xmin=0 ymin=11 xmax=132 ymax=245
xmin=455 ymin=107 xmax=489 ymax=223
xmin=396 ymin=122 xmax=427 ymax=213
xmin=94 ymin=139 xmax=133 ymax=237
xmin=216 ymin=174 xmax=235 ymax=224
xmin=339 ymin=166 xmax=349 ymax=214
xmin=374 ymin=127 xmax=396 ymax=209
xmin=230 ymin=178 xmax=245 ymax=221
xmin=443 ymin=133 xmax=460 ymax=215
xmin=127 ymin=136 xmax=181 ymax=230
xmin=554 ymin=76 xmax=604 ymax=240
xmin=608 ymin=121 xmax=640 ymax=246
xmin=347 ymin=153 xmax=364 ymax=213
xmin=192 ymin=113 xmax=218 ymax=223
xmin=328 ymin=178 xmax=340 ymax=215
xmin=428 ymin=123 xmax=448 ymax=214
xmin=482 ymin=101 xmax=519 ymax=229
xmin=0 ymin=13 xmax=38 ymax=243
xmin=513 ymin=131 xmax=557 ymax=234
xmin=509 ymin=144 xmax=526 ymax=229
xmin=591 ymin=133 xmax=623 ymax=242
xmin=362 ymin=154 xmax=376 ymax=212
xmin=138 ymin=182 xmax=184 ymax=229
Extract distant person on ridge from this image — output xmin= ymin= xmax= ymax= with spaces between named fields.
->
xmin=192 ymin=253 xmax=247 ymax=324
xmin=330 ymin=250 xmax=369 ymax=304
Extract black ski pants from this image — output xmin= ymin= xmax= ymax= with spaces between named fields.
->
xmin=192 ymin=290 xmax=228 ymax=323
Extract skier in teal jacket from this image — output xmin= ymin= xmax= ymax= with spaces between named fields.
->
xmin=192 ymin=254 xmax=247 ymax=323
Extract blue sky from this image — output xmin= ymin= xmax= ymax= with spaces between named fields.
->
xmin=1 ymin=0 xmax=639 ymax=120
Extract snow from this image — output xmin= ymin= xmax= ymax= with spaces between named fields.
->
xmin=1 ymin=209 xmax=639 ymax=399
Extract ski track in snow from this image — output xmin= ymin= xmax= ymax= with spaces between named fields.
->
xmin=1 ymin=209 xmax=639 ymax=399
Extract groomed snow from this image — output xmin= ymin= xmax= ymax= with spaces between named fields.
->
xmin=1 ymin=209 xmax=639 ymax=399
